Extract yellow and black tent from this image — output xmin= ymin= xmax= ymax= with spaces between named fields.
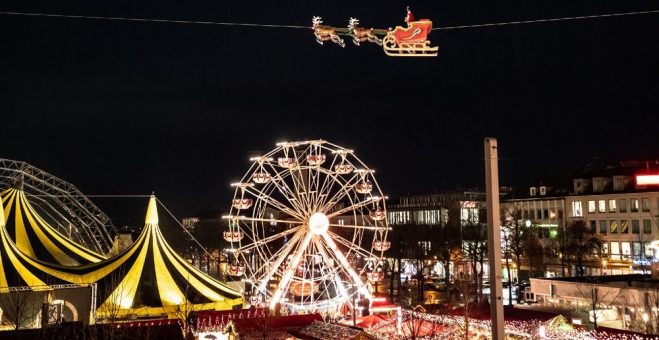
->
xmin=1 ymin=188 xmax=105 ymax=265
xmin=18 ymin=196 xmax=243 ymax=317
xmin=0 ymin=195 xmax=69 ymax=291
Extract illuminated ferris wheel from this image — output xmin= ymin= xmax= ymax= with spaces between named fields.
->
xmin=224 ymin=140 xmax=390 ymax=312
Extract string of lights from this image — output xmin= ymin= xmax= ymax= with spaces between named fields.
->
xmin=1 ymin=9 xmax=658 ymax=31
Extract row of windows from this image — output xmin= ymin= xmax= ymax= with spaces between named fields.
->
xmin=587 ymin=198 xmax=651 ymax=214
xmin=600 ymin=241 xmax=653 ymax=260
xmin=590 ymin=219 xmax=653 ymax=235
xmin=387 ymin=209 xmax=450 ymax=225
xmin=572 ymin=197 xmax=656 ymax=217
xmin=521 ymin=208 xmax=563 ymax=220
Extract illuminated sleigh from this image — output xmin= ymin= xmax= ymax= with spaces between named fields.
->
xmin=383 ymin=20 xmax=438 ymax=57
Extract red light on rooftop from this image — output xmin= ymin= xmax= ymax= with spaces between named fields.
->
xmin=636 ymin=175 xmax=659 ymax=186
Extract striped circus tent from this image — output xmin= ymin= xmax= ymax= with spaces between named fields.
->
xmin=0 ymin=194 xmax=68 ymax=291
xmin=1 ymin=188 xmax=105 ymax=265
xmin=21 ymin=196 xmax=244 ymax=317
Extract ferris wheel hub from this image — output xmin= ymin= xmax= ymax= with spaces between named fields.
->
xmin=308 ymin=212 xmax=329 ymax=235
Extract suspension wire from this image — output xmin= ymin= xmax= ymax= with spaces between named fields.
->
xmin=432 ymin=8 xmax=659 ymax=30
xmin=155 ymin=197 xmax=223 ymax=267
xmin=0 ymin=11 xmax=309 ymax=29
xmin=1 ymin=8 xmax=658 ymax=31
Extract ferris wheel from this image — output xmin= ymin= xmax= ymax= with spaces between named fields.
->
xmin=224 ymin=140 xmax=390 ymax=312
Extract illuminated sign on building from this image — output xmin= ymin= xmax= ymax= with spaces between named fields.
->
xmin=636 ymin=175 xmax=659 ymax=186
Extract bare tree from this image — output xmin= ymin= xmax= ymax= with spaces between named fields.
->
xmin=576 ymin=279 xmax=621 ymax=329
xmin=502 ymin=209 xmax=530 ymax=303
xmin=462 ymin=222 xmax=487 ymax=303
xmin=454 ymin=278 xmax=476 ymax=340
xmin=0 ymin=287 xmax=46 ymax=330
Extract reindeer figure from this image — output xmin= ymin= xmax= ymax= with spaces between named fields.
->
xmin=347 ymin=18 xmax=382 ymax=46
xmin=312 ymin=16 xmax=345 ymax=48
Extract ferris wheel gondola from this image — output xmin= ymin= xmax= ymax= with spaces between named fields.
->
xmin=224 ymin=140 xmax=389 ymax=313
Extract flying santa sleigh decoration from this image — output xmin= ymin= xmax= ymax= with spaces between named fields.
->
xmin=312 ymin=7 xmax=438 ymax=57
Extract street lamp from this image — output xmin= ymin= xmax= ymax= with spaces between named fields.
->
xmin=525 ymin=220 xmax=532 ymax=228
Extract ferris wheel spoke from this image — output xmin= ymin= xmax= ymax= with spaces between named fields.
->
xmin=233 ymin=226 xmax=301 ymax=253
xmin=243 ymin=186 xmax=305 ymax=220
xmin=319 ymin=233 xmax=371 ymax=299
xmin=313 ymin=238 xmax=350 ymax=302
xmin=251 ymin=235 xmax=301 ymax=284
xmin=318 ymin=171 xmax=360 ymax=213
xmin=254 ymin=229 xmax=306 ymax=294
xmin=229 ymin=215 xmax=302 ymax=226
xmin=327 ymin=230 xmax=380 ymax=259
xmin=327 ymin=196 xmax=382 ymax=218
xmin=261 ymin=162 xmax=307 ymax=214
xmin=269 ymin=232 xmax=314 ymax=309
xmin=313 ymin=152 xmax=339 ymax=212
xmin=329 ymin=222 xmax=389 ymax=231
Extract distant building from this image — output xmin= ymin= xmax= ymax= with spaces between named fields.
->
xmin=502 ymin=161 xmax=659 ymax=277
xmin=387 ymin=190 xmax=486 ymax=226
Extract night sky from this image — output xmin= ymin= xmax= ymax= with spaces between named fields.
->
xmin=1 ymin=1 xmax=658 ymax=225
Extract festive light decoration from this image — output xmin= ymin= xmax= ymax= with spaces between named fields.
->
xmin=311 ymin=7 xmax=438 ymax=57
xmin=226 ymin=140 xmax=388 ymax=313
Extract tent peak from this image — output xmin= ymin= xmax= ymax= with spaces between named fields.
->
xmin=145 ymin=195 xmax=159 ymax=225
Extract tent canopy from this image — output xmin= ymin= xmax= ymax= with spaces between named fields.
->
xmin=20 ymin=196 xmax=243 ymax=316
xmin=1 ymin=188 xmax=105 ymax=265
xmin=0 ymin=196 xmax=68 ymax=291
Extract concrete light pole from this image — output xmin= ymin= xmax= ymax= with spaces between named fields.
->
xmin=484 ymin=137 xmax=505 ymax=339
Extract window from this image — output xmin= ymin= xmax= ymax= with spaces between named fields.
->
xmin=621 ymin=242 xmax=631 ymax=260
xmin=549 ymin=208 xmax=557 ymax=220
xmin=621 ymin=220 xmax=629 ymax=234
xmin=589 ymin=220 xmax=597 ymax=233
xmin=642 ymin=198 xmax=650 ymax=212
xmin=632 ymin=220 xmax=640 ymax=234
xmin=536 ymin=209 xmax=542 ymax=219
xmin=619 ymin=199 xmax=627 ymax=212
xmin=572 ymin=201 xmax=583 ymax=217
xmin=588 ymin=201 xmax=596 ymax=213
xmin=631 ymin=199 xmax=639 ymax=212
xmin=643 ymin=219 xmax=652 ymax=234
xmin=610 ymin=242 xmax=620 ymax=260
xmin=601 ymin=242 xmax=609 ymax=255
xmin=599 ymin=220 xmax=608 ymax=235
xmin=558 ymin=209 xmax=563 ymax=219
xmin=599 ymin=200 xmax=606 ymax=213
xmin=608 ymin=200 xmax=617 ymax=213
xmin=523 ymin=210 xmax=529 ymax=219
xmin=609 ymin=220 xmax=618 ymax=234
xmin=633 ymin=242 xmax=643 ymax=259
xmin=543 ymin=209 xmax=549 ymax=220
xmin=530 ymin=187 xmax=537 ymax=196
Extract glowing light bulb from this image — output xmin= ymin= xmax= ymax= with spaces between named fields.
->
xmin=309 ymin=212 xmax=329 ymax=235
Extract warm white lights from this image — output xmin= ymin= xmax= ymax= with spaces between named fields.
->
xmin=309 ymin=212 xmax=330 ymax=235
